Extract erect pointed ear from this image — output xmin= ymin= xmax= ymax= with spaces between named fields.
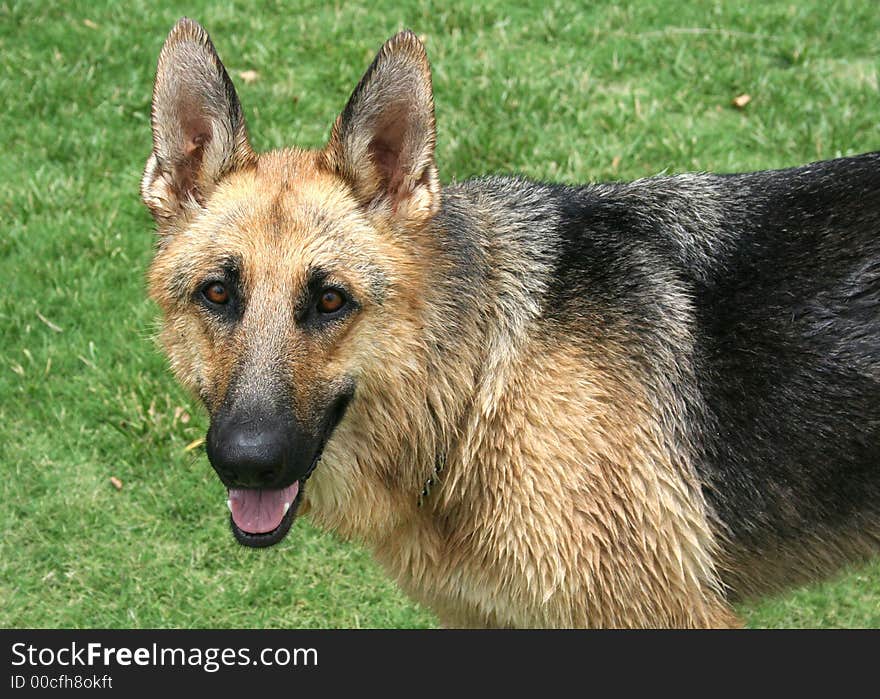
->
xmin=141 ymin=18 xmax=255 ymax=226
xmin=325 ymin=31 xmax=440 ymax=229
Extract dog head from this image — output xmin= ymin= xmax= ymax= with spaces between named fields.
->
xmin=143 ymin=19 xmax=441 ymax=547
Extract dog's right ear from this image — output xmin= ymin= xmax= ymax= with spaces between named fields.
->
xmin=141 ymin=18 xmax=255 ymax=227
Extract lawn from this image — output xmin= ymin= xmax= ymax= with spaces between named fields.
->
xmin=1 ymin=0 xmax=878 ymax=628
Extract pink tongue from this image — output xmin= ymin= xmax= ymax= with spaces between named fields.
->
xmin=228 ymin=483 xmax=300 ymax=534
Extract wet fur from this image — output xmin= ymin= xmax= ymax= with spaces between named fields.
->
xmin=143 ymin=19 xmax=880 ymax=627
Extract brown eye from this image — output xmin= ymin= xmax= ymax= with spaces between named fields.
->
xmin=317 ymin=288 xmax=346 ymax=314
xmin=203 ymin=282 xmax=229 ymax=305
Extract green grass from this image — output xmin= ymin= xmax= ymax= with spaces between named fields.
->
xmin=1 ymin=0 xmax=878 ymax=628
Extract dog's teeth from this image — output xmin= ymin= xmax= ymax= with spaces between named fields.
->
xmin=283 ymin=502 xmax=291 ymax=515
xmin=227 ymin=499 xmax=232 ymax=513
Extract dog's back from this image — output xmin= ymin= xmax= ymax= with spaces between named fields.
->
xmin=680 ymin=155 xmax=880 ymax=595
xmin=440 ymin=153 xmax=880 ymax=600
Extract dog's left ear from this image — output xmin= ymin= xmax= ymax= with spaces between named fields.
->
xmin=325 ymin=31 xmax=440 ymax=229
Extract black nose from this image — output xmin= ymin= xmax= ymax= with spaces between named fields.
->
xmin=206 ymin=415 xmax=291 ymax=488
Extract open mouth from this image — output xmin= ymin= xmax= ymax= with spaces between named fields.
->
xmin=215 ymin=388 xmax=353 ymax=549
xmin=227 ymin=480 xmax=305 ymax=548
xmin=224 ymin=419 xmax=336 ymax=548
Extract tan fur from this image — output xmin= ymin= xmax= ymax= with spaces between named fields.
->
xmin=350 ymin=340 xmax=737 ymax=627
xmin=720 ymin=525 xmax=880 ymax=601
xmin=144 ymin=19 xmax=743 ymax=628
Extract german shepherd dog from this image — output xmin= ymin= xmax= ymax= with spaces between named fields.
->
xmin=142 ymin=18 xmax=880 ymax=627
